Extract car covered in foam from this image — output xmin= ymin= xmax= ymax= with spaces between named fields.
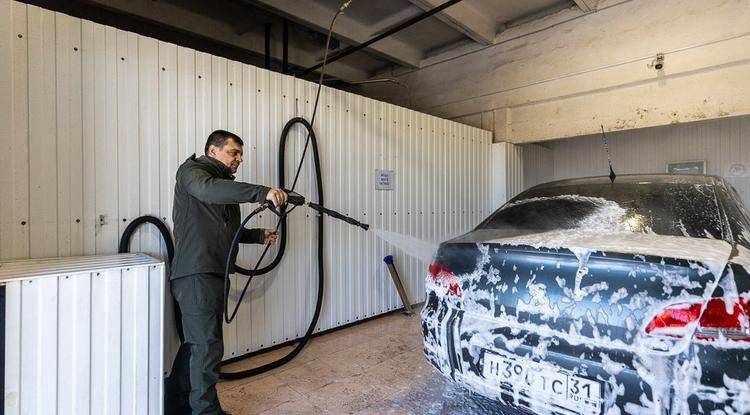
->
xmin=421 ymin=174 xmax=750 ymax=414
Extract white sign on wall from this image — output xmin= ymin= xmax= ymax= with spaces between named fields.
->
xmin=374 ymin=170 xmax=396 ymax=190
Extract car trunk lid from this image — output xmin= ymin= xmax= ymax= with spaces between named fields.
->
xmin=434 ymin=229 xmax=734 ymax=353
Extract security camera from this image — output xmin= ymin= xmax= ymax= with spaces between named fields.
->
xmin=648 ymin=53 xmax=665 ymax=70
xmin=654 ymin=55 xmax=664 ymax=70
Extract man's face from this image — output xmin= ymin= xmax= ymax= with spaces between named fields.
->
xmin=208 ymin=138 xmax=243 ymax=174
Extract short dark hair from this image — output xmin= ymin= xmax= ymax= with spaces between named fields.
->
xmin=205 ymin=130 xmax=243 ymax=155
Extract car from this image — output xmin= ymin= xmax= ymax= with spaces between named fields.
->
xmin=421 ymin=174 xmax=750 ymax=414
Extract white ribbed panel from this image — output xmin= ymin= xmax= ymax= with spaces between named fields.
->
xmin=521 ymin=115 xmax=750 ymax=204
xmin=1 ymin=254 xmax=165 ymax=415
xmin=490 ymin=142 xmax=524 ymax=207
xmin=0 ymin=1 xmax=493 ymax=361
xmin=522 ymin=143 xmax=554 ymax=190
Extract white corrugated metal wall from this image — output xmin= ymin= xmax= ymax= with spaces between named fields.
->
xmin=490 ymin=142 xmax=524 ymax=209
xmin=522 ymin=143 xmax=553 ymax=190
xmin=0 ymin=1 xmax=493 ymax=360
xmin=2 ymin=254 xmax=164 ymax=415
xmin=521 ymin=115 xmax=750 ymax=204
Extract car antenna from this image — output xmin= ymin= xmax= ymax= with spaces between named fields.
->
xmin=600 ymin=125 xmax=616 ymax=183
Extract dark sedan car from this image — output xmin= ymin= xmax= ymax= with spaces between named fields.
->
xmin=422 ymin=174 xmax=750 ymax=414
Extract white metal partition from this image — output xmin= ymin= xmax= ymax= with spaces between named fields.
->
xmin=1 ymin=254 xmax=165 ymax=415
xmin=491 ymin=142 xmax=524 ymax=207
xmin=0 ymin=1 xmax=494 ymax=361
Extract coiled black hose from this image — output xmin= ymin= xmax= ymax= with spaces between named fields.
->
xmin=118 ymin=117 xmax=325 ymax=380
xmin=120 ymin=0 xmax=348 ymax=382
xmin=219 ymin=117 xmax=324 ymax=379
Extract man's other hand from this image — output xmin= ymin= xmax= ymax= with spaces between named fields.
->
xmin=264 ymin=229 xmax=278 ymax=245
xmin=266 ymin=188 xmax=288 ymax=207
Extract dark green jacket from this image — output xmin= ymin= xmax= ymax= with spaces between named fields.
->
xmin=170 ymin=154 xmax=271 ymax=280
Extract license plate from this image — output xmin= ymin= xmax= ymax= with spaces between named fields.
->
xmin=482 ymin=350 xmax=603 ymax=415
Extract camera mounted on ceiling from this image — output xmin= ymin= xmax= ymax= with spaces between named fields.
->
xmin=648 ymin=52 xmax=665 ymax=70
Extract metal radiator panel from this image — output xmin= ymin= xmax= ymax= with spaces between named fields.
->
xmin=1 ymin=254 xmax=164 ymax=415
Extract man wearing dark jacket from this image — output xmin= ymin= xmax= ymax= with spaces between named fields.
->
xmin=166 ymin=130 xmax=287 ymax=414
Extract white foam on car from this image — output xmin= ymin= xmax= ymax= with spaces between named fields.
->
xmin=423 ymin=193 xmax=750 ymax=413
xmin=485 ymin=231 xmax=732 ymax=274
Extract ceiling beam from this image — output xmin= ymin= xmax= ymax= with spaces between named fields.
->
xmin=572 ymin=0 xmax=600 ymax=13
xmin=71 ymin=0 xmax=372 ymax=81
xmin=406 ymin=0 xmax=496 ymax=45
xmin=249 ymin=0 xmax=424 ymax=68
xmin=369 ymin=7 xmax=422 ymax=37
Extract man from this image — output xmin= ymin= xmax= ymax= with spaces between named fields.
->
xmin=165 ymin=130 xmax=287 ymax=414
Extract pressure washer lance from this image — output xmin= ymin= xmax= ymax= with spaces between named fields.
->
xmin=224 ymin=190 xmax=368 ymax=326
xmin=267 ymin=189 xmax=370 ymax=231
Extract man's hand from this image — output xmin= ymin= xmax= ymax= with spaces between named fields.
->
xmin=266 ymin=188 xmax=288 ymax=207
xmin=264 ymin=229 xmax=278 ymax=245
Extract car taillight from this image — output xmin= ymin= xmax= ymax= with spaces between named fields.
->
xmin=428 ymin=261 xmax=462 ymax=297
xmin=645 ymin=303 xmax=702 ymax=334
xmin=646 ymin=298 xmax=750 ymax=341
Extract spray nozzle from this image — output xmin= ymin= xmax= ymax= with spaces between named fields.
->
xmin=340 ymin=0 xmax=353 ymax=12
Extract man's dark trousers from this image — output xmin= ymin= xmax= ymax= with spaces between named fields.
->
xmin=165 ymin=273 xmax=225 ymax=415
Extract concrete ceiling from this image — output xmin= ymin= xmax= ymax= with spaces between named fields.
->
xmin=33 ymin=0 xmax=587 ymax=84
xmin=248 ymin=0 xmax=577 ymax=78
xmin=469 ymin=0 xmax=573 ymax=24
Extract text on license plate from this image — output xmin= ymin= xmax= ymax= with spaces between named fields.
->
xmin=482 ymin=350 xmax=603 ymax=415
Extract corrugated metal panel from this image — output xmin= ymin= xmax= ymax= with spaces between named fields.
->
xmin=522 ymin=143 xmax=554 ymax=190
xmin=0 ymin=1 xmax=494 ymax=360
xmin=490 ymin=142 xmax=524 ymax=208
xmin=522 ymin=115 xmax=750 ymax=206
xmin=508 ymin=142 xmax=524 ymax=200
xmin=1 ymin=253 xmax=164 ymax=415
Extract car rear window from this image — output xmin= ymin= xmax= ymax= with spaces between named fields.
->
xmin=478 ymin=182 xmax=724 ymax=239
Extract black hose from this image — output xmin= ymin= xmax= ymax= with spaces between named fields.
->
xmin=117 ymin=215 xmax=183 ymax=343
xmin=223 ymin=203 xmax=270 ymax=324
xmin=117 ymin=118 xmax=324 ymax=380
xmin=118 ymin=215 xmax=175 ymax=262
xmin=120 ymin=1 xmax=346 ymax=382
xmin=116 ymin=117 xmax=324 ymax=381
xmin=219 ymin=117 xmax=324 ymax=379
xmin=217 ymin=0 xmax=347 ymax=351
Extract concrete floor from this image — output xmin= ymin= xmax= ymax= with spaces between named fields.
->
xmin=217 ymin=311 xmax=512 ymax=415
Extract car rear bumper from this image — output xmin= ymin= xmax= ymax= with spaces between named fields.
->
xmin=421 ymin=290 xmax=750 ymax=414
